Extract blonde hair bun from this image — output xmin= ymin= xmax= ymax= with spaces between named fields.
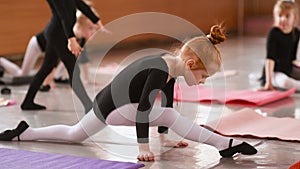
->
xmin=207 ymin=25 xmax=226 ymax=45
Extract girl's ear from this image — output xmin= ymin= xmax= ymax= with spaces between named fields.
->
xmin=185 ymin=59 xmax=196 ymax=69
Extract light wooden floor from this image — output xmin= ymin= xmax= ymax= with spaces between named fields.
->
xmin=0 ymin=36 xmax=300 ymax=169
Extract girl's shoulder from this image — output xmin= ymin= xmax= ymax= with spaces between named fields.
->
xmin=266 ymin=27 xmax=281 ymax=39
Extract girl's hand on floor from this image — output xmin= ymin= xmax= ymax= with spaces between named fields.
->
xmin=137 ymin=151 xmax=155 ymax=161
xmin=258 ymin=84 xmax=276 ymax=91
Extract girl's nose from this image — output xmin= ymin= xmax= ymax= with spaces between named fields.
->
xmin=280 ymin=16 xmax=287 ymax=22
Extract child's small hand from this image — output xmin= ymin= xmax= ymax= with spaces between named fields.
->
xmin=137 ymin=151 xmax=155 ymax=161
xmin=138 ymin=143 xmax=155 ymax=161
xmin=68 ymin=37 xmax=83 ymax=56
xmin=258 ymin=84 xmax=276 ymax=91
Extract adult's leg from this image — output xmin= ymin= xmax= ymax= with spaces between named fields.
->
xmin=272 ymin=72 xmax=300 ymax=91
xmin=16 ymin=109 xmax=106 ymax=142
xmin=21 ymin=46 xmax=57 ymax=110
xmin=59 ymin=47 xmax=92 ymax=113
xmin=106 ymin=104 xmax=251 ymax=151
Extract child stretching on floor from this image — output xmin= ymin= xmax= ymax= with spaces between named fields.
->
xmin=260 ymin=0 xmax=300 ymax=91
xmin=0 ymin=25 xmax=257 ymax=161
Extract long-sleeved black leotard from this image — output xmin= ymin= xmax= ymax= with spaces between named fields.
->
xmin=93 ymin=54 xmax=174 ymax=143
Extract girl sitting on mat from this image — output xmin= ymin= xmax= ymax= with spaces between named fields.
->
xmin=260 ymin=0 xmax=300 ymax=91
xmin=0 ymin=25 xmax=257 ymax=161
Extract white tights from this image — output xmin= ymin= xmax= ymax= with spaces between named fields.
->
xmin=0 ymin=36 xmax=68 ymax=78
xmin=19 ymin=104 xmax=242 ymax=150
xmin=19 ymin=109 xmax=105 ymax=142
xmin=272 ymin=72 xmax=300 ymax=91
xmin=54 ymin=61 xmax=68 ymax=79
xmin=0 ymin=36 xmax=42 ymax=76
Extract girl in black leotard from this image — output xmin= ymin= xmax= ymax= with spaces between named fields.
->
xmin=20 ymin=0 xmax=106 ymax=112
xmin=0 ymin=25 xmax=257 ymax=161
xmin=260 ymin=0 xmax=300 ymax=91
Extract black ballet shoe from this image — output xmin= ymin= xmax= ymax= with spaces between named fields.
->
xmin=54 ymin=77 xmax=69 ymax=84
xmin=39 ymin=84 xmax=51 ymax=92
xmin=21 ymin=102 xmax=46 ymax=110
xmin=1 ymin=87 xmax=11 ymax=95
xmin=219 ymin=139 xmax=257 ymax=158
xmin=0 ymin=121 xmax=29 ymax=141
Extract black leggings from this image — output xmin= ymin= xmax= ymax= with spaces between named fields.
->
xmin=22 ymin=40 xmax=92 ymax=112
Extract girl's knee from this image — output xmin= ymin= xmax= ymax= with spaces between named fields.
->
xmin=67 ymin=133 xmax=87 ymax=143
xmin=66 ymin=127 xmax=88 ymax=142
xmin=282 ymin=79 xmax=293 ymax=89
xmin=273 ymin=73 xmax=291 ymax=89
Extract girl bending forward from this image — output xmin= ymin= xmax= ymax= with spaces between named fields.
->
xmin=0 ymin=25 xmax=257 ymax=161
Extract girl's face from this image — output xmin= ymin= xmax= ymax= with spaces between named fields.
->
xmin=275 ymin=10 xmax=296 ymax=33
xmin=183 ymin=63 xmax=209 ymax=86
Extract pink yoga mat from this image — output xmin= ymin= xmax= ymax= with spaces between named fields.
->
xmin=202 ymin=108 xmax=300 ymax=142
xmin=174 ymin=83 xmax=296 ymax=106
xmin=289 ymin=160 xmax=300 ymax=169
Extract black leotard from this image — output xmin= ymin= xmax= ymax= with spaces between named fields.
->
xmin=93 ymin=54 xmax=174 ymax=143
xmin=260 ymin=27 xmax=300 ymax=84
